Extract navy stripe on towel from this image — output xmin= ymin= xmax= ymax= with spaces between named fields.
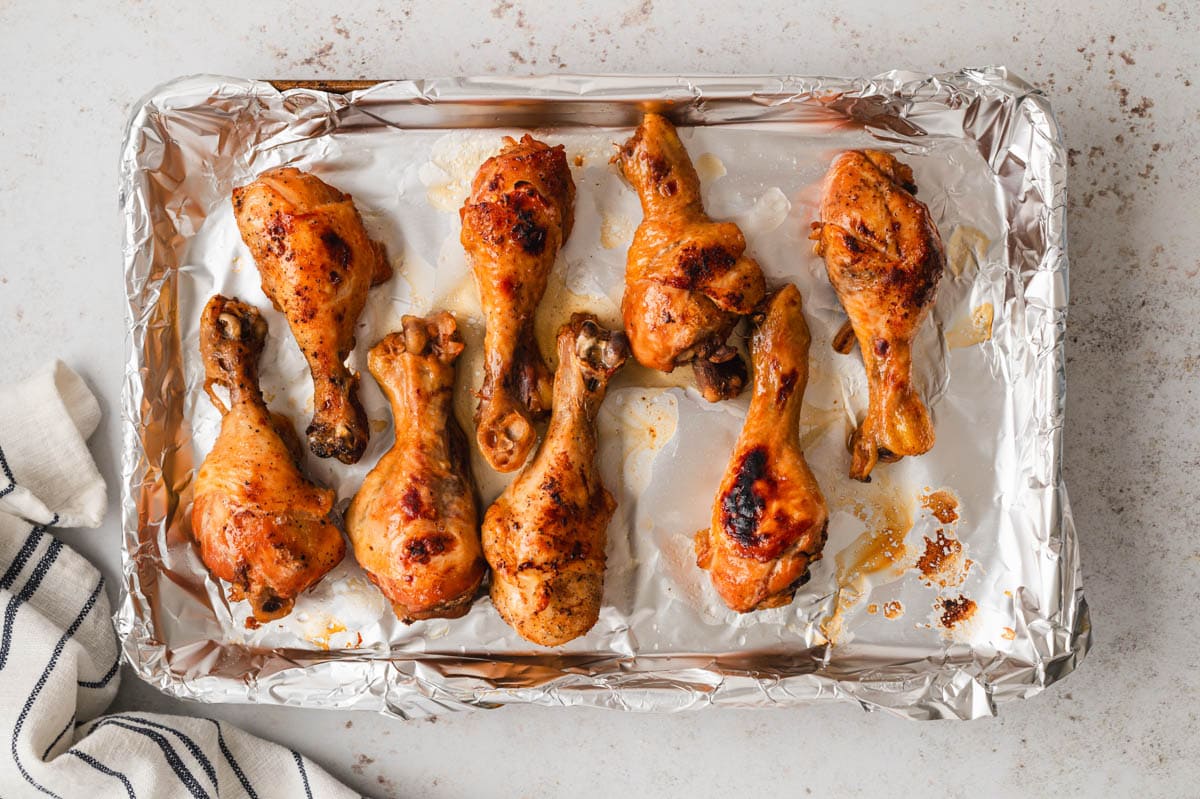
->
xmin=209 ymin=720 xmax=256 ymax=798
xmin=11 ymin=579 xmax=103 ymax=798
xmin=42 ymin=713 xmax=76 ymax=760
xmin=292 ymin=750 xmax=314 ymax=799
xmin=0 ymin=528 xmax=44 ymax=589
xmin=0 ymin=442 xmax=16 ymax=498
xmin=78 ymin=657 xmax=119 ymax=690
xmin=87 ymin=720 xmax=208 ymax=799
xmin=0 ymin=538 xmax=64 ymax=671
xmin=68 ymin=750 xmax=136 ymax=799
xmin=111 ymin=715 xmax=217 ymax=791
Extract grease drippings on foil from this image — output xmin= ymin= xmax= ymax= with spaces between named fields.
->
xmin=733 ymin=187 xmax=791 ymax=235
xmin=298 ymin=613 xmax=350 ymax=650
xmin=819 ymin=477 xmax=916 ymax=645
xmin=821 ymin=482 xmax=975 ymax=645
xmin=947 ymin=225 xmax=990 ymax=277
xmin=419 ymin=132 xmax=506 ymax=212
xmin=695 ymin=152 xmax=727 ymax=183
xmin=935 ymin=595 xmax=977 ymax=629
xmin=599 ymin=212 xmax=636 ymax=249
xmin=866 ymin=600 xmax=904 ymax=620
xmin=921 ymin=489 xmax=959 ymax=523
xmin=916 ymin=530 xmax=972 ymax=589
xmin=564 ymin=137 xmax=620 ymax=171
xmin=915 ymin=488 xmax=973 ymax=589
xmin=599 ymin=389 xmax=679 ymax=496
xmin=946 ymin=303 xmax=994 ymax=348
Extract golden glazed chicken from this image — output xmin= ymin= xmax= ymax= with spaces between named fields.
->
xmin=460 ymin=135 xmax=576 ymax=473
xmin=192 ymin=295 xmax=345 ymax=622
xmin=696 ymin=285 xmax=829 ymax=613
xmin=345 ymin=313 xmax=486 ymax=622
xmin=812 ymin=150 xmax=946 ymax=481
xmin=233 ymin=166 xmax=392 ymax=465
xmin=618 ymin=113 xmax=766 ymax=401
xmin=483 ymin=314 xmax=629 ymax=646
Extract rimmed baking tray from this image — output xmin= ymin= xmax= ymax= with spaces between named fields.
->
xmin=118 ymin=70 xmax=1088 ymax=720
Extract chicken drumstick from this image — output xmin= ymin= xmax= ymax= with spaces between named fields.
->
xmin=345 ymin=313 xmax=486 ymax=622
xmin=617 ymin=113 xmax=766 ymax=401
xmin=482 ymin=314 xmax=629 ymax=646
xmin=696 ymin=285 xmax=829 ymax=612
xmin=193 ymin=295 xmax=345 ymax=622
xmin=460 ymin=135 xmax=576 ymax=473
xmin=233 ymin=166 xmax=392 ymax=465
xmin=812 ymin=150 xmax=945 ymax=481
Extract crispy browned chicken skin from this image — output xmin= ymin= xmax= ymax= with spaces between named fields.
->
xmin=193 ymin=295 xmax=345 ymax=622
xmin=813 ymin=150 xmax=945 ymax=481
xmin=482 ymin=314 xmax=629 ymax=646
xmin=617 ymin=113 xmax=766 ymax=401
xmin=696 ymin=285 xmax=829 ymax=612
xmin=345 ymin=313 xmax=486 ymax=622
xmin=233 ymin=166 xmax=392 ymax=464
xmin=460 ymin=135 xmax=576 ymax=473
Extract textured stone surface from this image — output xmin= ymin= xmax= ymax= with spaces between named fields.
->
xmin=1 ymin=1 xmax=1196 ymax=796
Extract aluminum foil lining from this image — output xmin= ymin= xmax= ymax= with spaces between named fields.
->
xmin=118 ymin=69 xmax=1089 ymax=721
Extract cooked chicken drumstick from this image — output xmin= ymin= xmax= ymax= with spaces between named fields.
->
xmin=193 ymin=295 xmax=345 ymax=622
xmin=813 ymin=150 xmax=945 ymax=481
xmin=696 ymin=285 xmax=829 ymax=613
xmin=617 ymin=113 xmax=766 ymax=401
xmin=345 ymin=313 xmax=486 ymax=622
xmin=460 ymin=135 xmax=576 ymax=473
xmin=482 ymin=314 xmax=629 ymax=646
xmin=233 ymin=166 xmax=392 ymax=465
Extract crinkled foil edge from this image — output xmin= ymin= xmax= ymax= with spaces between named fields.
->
xmin=117 ymin=68 xmax=1089 ymax=720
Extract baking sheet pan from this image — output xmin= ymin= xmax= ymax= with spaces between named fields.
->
xmin=118 ymin=70 xmax=1088 ymax=720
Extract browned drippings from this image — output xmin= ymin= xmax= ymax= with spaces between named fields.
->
xmin=244 ymin=616 xmax=261 ymax=630
xmin=921 ymin=489 xmax=959 ymax=524
xmin=867 ymin=603 xmax=879 ymax=615
xmin=882 ymin=600 xmax=904 ymax=619
xmin=936 ymin=595 xmax=977 ymax=628
xmin=916 ymin=530 xmax=972 ymax=588
xmin=1001 ymin=627 xmax=1016 ymax=641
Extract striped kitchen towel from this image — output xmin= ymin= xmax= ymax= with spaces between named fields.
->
xmin=0 ymin=362 xmax=358 ymax=798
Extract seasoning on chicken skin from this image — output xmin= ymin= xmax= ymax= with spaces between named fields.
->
xmin=617 ymin=113 xmax=765 ymax=402
xmin=460 ymin=135 xmax=576 ymax=472
xmin=233 ymin=166 xmax=392 ymax=464
xmin=697 ymin=285 xmax=828 ymax=612
xmin=483 ymin=314 xmax=629 ymax=646
xmin=812 ymin=150 xmax=945 ymax=480
xmin=192 ymin=295 xmax=345 ymax=622
xmin=346 ymin=313 xmax=486 ymax=622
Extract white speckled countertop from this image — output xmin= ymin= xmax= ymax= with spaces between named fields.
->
xmin=1 ymin=1 xmax=1196 ymax=796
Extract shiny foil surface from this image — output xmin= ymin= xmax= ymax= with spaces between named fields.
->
xmin=118 ymin=69 xmax=1089 ymax=720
